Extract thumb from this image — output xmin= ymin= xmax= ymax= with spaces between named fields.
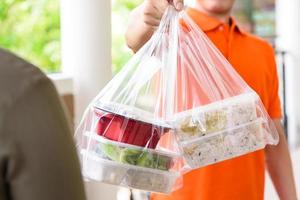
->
xmin=173 ymin=0 xmax=184 ymax=10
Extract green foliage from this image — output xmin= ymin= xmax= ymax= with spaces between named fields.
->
xmin=112 ymin=0 xmax=143 ymax=73
xmin=0 ymin=0 xmax=60 ymax=73
xmin=0 ymin=0 xmax=142 ymax=73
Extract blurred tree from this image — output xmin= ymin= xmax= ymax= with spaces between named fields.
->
xmin=0 ymin=0 xmax=274 ymax=74
xmin=112 ymin=0 xmax=143 ymax=73
xmin=0 ymin=0 xmax=143 ymax=73
xmin=0 ymin=0 xmax=60 ymax=73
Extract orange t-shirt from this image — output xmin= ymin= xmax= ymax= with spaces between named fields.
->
xmin=152 ymin=7 xmax=282 ymax=200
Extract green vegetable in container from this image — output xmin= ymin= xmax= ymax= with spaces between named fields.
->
xmin=136 ymin=151 xmax=170 ymax=170
xmin=99 ymin=143 xmax=171 ymax=170
xmin=136 ymin=151 xmax=154 ymax=168
xmin=120 ymin=148 xmax=142 ymax=165
xmin=154 ymin=155 xmax=169 ymax=170
xmin=100 ymin=143 xmax=121 ymax=161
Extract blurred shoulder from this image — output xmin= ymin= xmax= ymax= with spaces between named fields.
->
xmin=0 ymin=48 xmax=52 ymax=110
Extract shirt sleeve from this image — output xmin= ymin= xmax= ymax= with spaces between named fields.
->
xmin=2 ymin=77 xmax=86 ymax=200
xmin=267 ymin=47 xmax=282 ymax=119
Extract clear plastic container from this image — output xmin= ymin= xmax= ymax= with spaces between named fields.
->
xmin=76 ymin=7 xmax=279 ymax=192
xmin=181 ymin=118 xmax=265 ymax=168
xmin=171 ymin=93 xmax=258 ymax=142
xmin=81 ymin=150 xmax=180 ymax=193
xmin=94 ymin=102 xmax=171 ymax=128
xmin=93 ymin=105 xmax=171 ymax=149
xmin=84 ymin=132 xmax=179 ymax=171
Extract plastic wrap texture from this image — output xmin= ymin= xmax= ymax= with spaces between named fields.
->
xmin=75 ymin=7 xmax=279 ymax=194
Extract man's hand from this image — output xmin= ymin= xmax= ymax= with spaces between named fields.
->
xmin=126 ymin=0 xmax=184 ymax=52
xmin=143 ymin=0 xmax=184 ymax=29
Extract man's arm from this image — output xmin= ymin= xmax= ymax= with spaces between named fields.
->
xmin=125 ymin=0 xmax=184 ymax=52
xmin=265 ymin=119 xmax=297 ymax=199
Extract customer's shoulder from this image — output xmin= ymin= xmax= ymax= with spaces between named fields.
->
xmin=0 ymin=49 xmax=51 ymax=108
xmin=0 ymin=48 xmax=46 ymax=79
xmin=242 ymin=32 xmax=274 ymax=53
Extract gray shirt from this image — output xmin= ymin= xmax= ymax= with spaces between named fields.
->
xmin=0 ymin=49 xmax=86 ymax=200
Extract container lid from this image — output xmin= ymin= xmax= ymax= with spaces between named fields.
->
xmin=179 ymin=117 xmax=264 ymax=146
xmin=170 ymin=92 xmax=259 ymax=122
xmin=84 ymin=131 xmax=180 ymax=158
xmin=80 ymin=148 xmax=180 ymax=176
xmin=94 ymin=101 xmax=172 ymax=128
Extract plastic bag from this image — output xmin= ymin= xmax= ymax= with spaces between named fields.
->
xmin=169 ymin=10 xmax=279 ymax=169
xmin=76 ymin=7 xmax=182 ymax=194
xmin=75 ymin=6 xmax=279 ymax=194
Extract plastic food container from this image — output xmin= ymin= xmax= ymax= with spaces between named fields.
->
xmin=171 ymin=93 xmax=258 ymax=142
xmin=83 ymin=132 xmax=179 ymax=171
xmin=81 ymin=149 xmax=180 ymax=193
xmin=181 ymin=118 xmax=265 ymax=168
xmin=94 ymin=106 xmax=171 ymax=149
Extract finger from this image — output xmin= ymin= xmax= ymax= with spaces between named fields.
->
xmin=154 ymin=0 xmax=169 ymax=14
xmin=144 ymin=4 xmax=163 ymax=20
xmin=143 ymin=15 xmax=161 ymax=27
xmin=173 ymin=0 xmax=184 ymax=10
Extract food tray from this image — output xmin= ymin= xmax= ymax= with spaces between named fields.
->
xmin=181 ymin=118 xmax=265 ymax=168
xmin=83 ymin=132 xmax=179 ymax=171
xmin=81 ymin=150 xmax=180 ymax=194
xmin=171 ymin=93 xmax=259 ymax=142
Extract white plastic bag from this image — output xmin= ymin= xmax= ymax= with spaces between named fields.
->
xmin=75 ymin=6 xmax=279 ymax=193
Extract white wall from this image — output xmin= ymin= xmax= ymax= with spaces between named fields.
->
xmin=60 ymin=0 xmax=119 ymax=199
xmin=276 ymin=0 xmax=300 ymax=148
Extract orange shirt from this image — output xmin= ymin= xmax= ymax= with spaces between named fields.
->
xmin=152 ymin=7 xmax=282 ymax=200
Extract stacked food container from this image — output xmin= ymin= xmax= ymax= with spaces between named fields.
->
xmin=80 ymin=102 xmax=181 ymax=193
xmin=170 ymin=92 xmax=267 ymax=169
xmin=76 ymin=7 xmax=279 ymax=194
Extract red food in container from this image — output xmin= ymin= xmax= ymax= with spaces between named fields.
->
xmin=94 ymin=107 xmax=170 ymax=149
